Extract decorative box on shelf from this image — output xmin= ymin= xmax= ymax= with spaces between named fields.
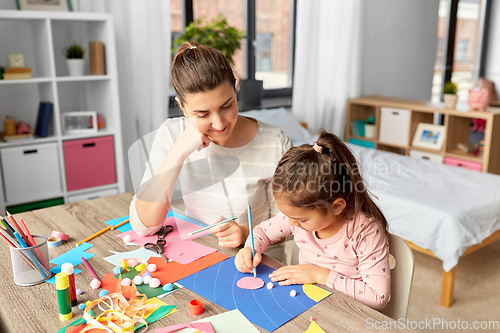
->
xmin=62 ymin=111 xmax=98 ymax=135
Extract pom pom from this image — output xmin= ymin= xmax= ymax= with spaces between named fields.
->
xmin=120 ymin=260 xmax=128 ymax=271
xmin=76 ymin=288 xmax=83 ymax=295
xmin=133 ymin=275 xmax=143 ymax=285
xmin=113 ymin=266 xmax=123 ymax=274
xmin=85 ymin=301 xmax=92 ymax=306
xmin=123 ymin=234 xmax=132 ymax=244
xmin=99 ymin=290 xmax=109 ymax=297
xmin=143 ymin=275 xmax=152 ymax=284
xmin=78 ymin=303 xmax=86 ymax=310
xmin=90 ymin=279 xmax=101 ymax=290
xmin=290 ymin=289 xmax=297 ymax=297
xmin=163 ymin=283 xmax=174 ymax=292
xmin=266 ymin=282 xmax=274 ymax=289
xmin=127 ymin=259 xmax=138 ymax=268
xmin=147 ymin=264 xmax=157 ymax=272
xmin=121 ymin=278 xmax=131 ymax=287
xmin=143 ymin=271 xmax=152 ymax=278
xmin=149 ymin=278 xmax=161 ymax=288
xmin=135 ymin=263 xmax=146 ymax=272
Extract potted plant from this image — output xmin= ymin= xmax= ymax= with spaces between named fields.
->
xmin=364 ymin=115 xmax=376 ymax=139
xmin=172 ymin=16 xmax=263 ymax=108
xmin=65 ymin=44 xmax=85 ymax=76
xmin=443 ymin=81 xmax=458 ymax=109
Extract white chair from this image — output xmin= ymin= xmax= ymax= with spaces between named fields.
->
xmin=381 ymin=233 xmax=415 ymax=321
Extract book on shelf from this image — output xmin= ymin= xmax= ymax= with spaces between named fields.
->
xmin=89 ymin=41 xmax=105 ymax=75
xmin=3 ymin=72 xmax=32 ymax=80
xmin=350 ymin=120 xmax=366 ymax=137
xmin=35 ymin=102 xmax=53 ymax=137
xmin=5 ymin=67 xmax=31 ymax=74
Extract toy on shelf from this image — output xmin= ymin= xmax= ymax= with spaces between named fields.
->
xmin=457 ymin=140 xmax=484 ymax=156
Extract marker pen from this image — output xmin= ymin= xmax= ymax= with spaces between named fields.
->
xmin=55 ymin=272 xmax=73 ymax=321
xmin=61 ymin=263 xmax=77 ymax=307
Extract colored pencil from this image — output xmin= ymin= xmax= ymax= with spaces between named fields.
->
xmin=247 ymin=206 xmax=256 ymax=278
xmin=0 ymin=218 xmax=15 ymax=236
xmin=110 ymin=218 xmax=130 ymax=230
xmin=76 ymin=225 xmax=112 ymax=247
xmin=6 ymin=211 xmax=29 ymax=245
xmin=0 ymin=230 xmax=38 ymax=271
xmin=187 ymin=216 xmax=237 ymax=235
xmin=81 ymin=257 xmax=99 ymax=281
xmin=13 ymin=231 xmax=48 ymax=277
xmin=18 ymin=219 xmax=49 ymax=269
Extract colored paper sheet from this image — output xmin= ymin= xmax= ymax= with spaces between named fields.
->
xmin=47 ymin=242 xmax=95 ymax=284
xmin=178 ymin=257 xmax=331 ymax=332
xmin=304 ymin=320 xmax=326 ymax=333
xmin=147 ymin=252 xmax=229 ymax=285
xmin=103 ymin=247 xmax=161 ymax=266
xmin=117 ymin=230 xmax=216 ymax=265
xmin=193 ymin=309 xmax=260 ymax=333
xmin=154 ymin=322 xmax=214 ymax=333
xmin=104 ymin=215 xmax=132 ymax=233
xmin=58 ymin=318 xmax=87 ymax=333
xmin=302 ymin=284 xmax=332 ymax=302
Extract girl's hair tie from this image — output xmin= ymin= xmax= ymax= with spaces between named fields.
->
xmin=313 ymin=143 xmax=323 ymax=153
xmin=190 ymin=46 xmax=197 ymax=49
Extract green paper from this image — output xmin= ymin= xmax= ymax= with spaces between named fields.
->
xmin=115 ymin=271 xmax=180 ymax=298
xmin=57 ymin=318 xmax=87 ymax=333
xmin=134 ymin=305 xmax=176 ymax=331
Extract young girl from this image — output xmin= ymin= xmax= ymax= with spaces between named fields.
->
xmin=235 ymin=131 xmax=391 ymax=310
xmin=129 ymin=42 xmax=292 ymax=250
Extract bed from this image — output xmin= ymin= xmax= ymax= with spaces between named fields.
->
xmin=242 ymin=107 xmax=500 ymax=307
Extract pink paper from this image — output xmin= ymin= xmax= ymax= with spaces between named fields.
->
xmin=117 ymin=230 xmax=216 ymax=265
xmin=154 ymin=321 xmax=215 ymax=333
xmin=164 ymin=216 xmax=210 ymax=241
xmin=237 ymin=276 xmax=265 ymax=290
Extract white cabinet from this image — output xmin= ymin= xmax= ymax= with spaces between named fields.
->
xmin=378 ymin=107 xmax=411 ymax=146
xmin=0 ymin=10 xmax=125 ymax=212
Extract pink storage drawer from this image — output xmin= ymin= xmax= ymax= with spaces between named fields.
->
xmin=444 ymin=157 xmax=482 ymax=172
xmin=63 ymin=136 xmax=117 ymax=191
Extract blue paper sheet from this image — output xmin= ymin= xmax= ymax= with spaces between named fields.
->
xmin=178 ymin=257 xmax=329 ymax=332
xmin=104 ymin=215 xmax=131 ymax=233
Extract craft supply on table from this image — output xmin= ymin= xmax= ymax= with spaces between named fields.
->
xmin=61 ymin=263 xmax=77 ymax=307
xmin=110 ymin=218 xmax=130 ymax=230
xmin=81 ymin=256 xmax=101 ymax=289
xmin=237 ymin=276 xmax=265 ymax=290
xmin=19 ymin=219 xmax=49 ymax=268
xmin=76 ymin=225 xmax=112 ymax=246
xmin=7 ymin=211 xmax=29 ymax=244
xmin=47 ymin=237 xmax=63 ymax=248
xmin=56 ymin=272 xmax=73 ymax=321
xmin=247 ymin=206 xmax=257 ymax=278
xmin=144 ymin=225 xmax=173 ymax=264
xmin=190 ymin=299 xmax=203 ymax=315
xmin=187 ymin=216 xmax=237 ymax=235
xmin=51 ymin=230 xmax=69 ymax=241
xmin=10 ymin=233 xmax=51 ymax=285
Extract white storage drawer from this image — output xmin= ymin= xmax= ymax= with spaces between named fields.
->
xmin=409 ymin=150 xmax=443 ymax=164
xmin=378 ymin=107 xmax=411 ymax=146
xmin=67 ymin=187 xmax=118 ymax=203
xmin=1 ymin=142 xmax=62 ymax=204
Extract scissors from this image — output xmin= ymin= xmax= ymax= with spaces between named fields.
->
xmin=144 ymin=225 xmax=173 ymax=264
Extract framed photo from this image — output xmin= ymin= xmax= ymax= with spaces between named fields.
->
xmin=9 ymin=53 xmax=25 ymax=68
xmin=62 ymin=111 xmax=97 ymax=135
xmin=17 ymin=0 xmax=71 ymax=11
xmin=412 ymin=123 xmax=446 ymax=151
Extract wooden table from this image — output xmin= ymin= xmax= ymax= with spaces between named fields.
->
xmin=0 ymin=192 xmax=410 ymax=332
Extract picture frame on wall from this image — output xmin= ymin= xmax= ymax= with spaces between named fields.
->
xmin=411 ymin=123 xmax=446 ymax=151
xmin=16 ymin=0 xmax=71 ymax=11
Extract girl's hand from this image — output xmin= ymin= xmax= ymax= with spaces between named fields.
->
xmin=269 ymin=264 xmax=330 ymax=286
xmin=210 ymin=215 xmax=248 ymax=248
xmin=235 ymin=247 xmax=262 ymax=273
xmin=177 ymin=117 xmax=211 ymax=155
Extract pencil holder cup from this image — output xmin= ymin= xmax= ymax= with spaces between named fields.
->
xmin=10 ymin=235 xmax=51 ymax=286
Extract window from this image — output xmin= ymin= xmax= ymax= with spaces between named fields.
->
xmin=432 ymin=0 xmax=490 ymax=103
xmin=172 ymin=0 xmax=295 ymax=97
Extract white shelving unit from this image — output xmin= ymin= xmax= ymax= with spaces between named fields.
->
xmin=0 ymin=10 xmax=125 ymax=213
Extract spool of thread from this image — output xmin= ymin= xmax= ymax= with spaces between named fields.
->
xmin=4 ymin=116 xmax=16 ymax=136
xmin=56 ymin=272 xmax=73 ymax=321
xmin=61 ymin=263 xmax=77 ymax=307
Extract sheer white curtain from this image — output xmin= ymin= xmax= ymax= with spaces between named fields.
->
xmin=292 ymin=0 xmax=362 ymax=137
xmin=72 ymin=0 xmax=171 ymax=191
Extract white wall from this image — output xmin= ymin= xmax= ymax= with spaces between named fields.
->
xmin=360 ymin=0 xmax=439 ymax=101
xmin=485 ymin=0 xmax=500 ymax=94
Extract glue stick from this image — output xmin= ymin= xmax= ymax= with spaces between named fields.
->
xmin=61 ymin=263 xmax=77 ymax=307
xmin=56 ymin=272 xmax=73 ymax=321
